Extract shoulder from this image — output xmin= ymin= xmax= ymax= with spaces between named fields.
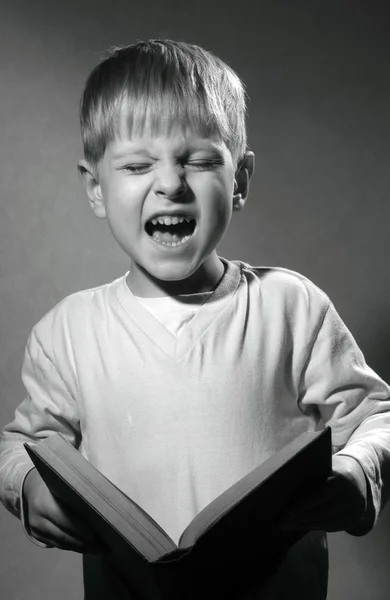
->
xmin=237 ymin=260 xmax=329 ymax=302
xmin=29 ymin=274 xmax=127 ymax=353
xmin=233 ymin=260 xmax=331 ymax=321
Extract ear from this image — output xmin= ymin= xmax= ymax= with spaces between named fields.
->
xmin=233 ymin=151 xmax=255 ymax=212
xmin=77 ymin=159 xmax=106 ymax=219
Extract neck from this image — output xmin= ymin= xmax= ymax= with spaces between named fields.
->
xmin=127 ymin=254 xmax=225 ymax=298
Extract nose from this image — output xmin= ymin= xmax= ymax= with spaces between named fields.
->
xmin=154 ymin=165 xmax=187 ymax=200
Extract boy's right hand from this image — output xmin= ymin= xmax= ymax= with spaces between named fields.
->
xmin=23 ymin=468 xmax=105 ymax=554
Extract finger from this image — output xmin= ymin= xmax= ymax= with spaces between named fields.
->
xmin=279 ymin=493 xmax=341 ymax=530
xmin=32 ymin=521 xmax=85 ymax=551
xmin=280 ymin=507 xmax=355 ymax=532
xmin=45 ymin=517 xmax=110 ymax=553
xmin=288 ymin=476 xmax=363 ymax=527
xmin=33 ymin=518 xmax=104 ymax=553
xmin=282 ymin=476 xmax=340 ymax=518
xmin=33 ymin=532 xmax=85 ymax=552
xmin=43 ymin=497 xmax=97 ymax=542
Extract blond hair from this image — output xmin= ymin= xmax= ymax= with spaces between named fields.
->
xmin=80 ymin=40 xmax=248 ymax=167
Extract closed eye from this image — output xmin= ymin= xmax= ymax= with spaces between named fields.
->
xmin=123 ymin=164 xmax=152 ymax=174
xmin=186 ymin=160 xmax=224 ymax=171
xmin=121 ymin=159 xmax=224 ymax=175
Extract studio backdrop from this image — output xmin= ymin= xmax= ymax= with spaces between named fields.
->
xmin=0 ymin=1 xmax=389 ymax=599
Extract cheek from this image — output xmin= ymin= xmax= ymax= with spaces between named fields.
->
xmin=102 ymin=175 xmax=144 ymax=204
xmin=215 ymin=205 xmax=233 ymax=234
xmin=209 ymin=190 xmax=233 ymax=227
xmin=198 ymin=176 xmax=232 ymax=212
xmin=104 ymin=185 xmax=138 ymax=217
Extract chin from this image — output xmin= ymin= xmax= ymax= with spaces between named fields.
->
xmin=151 ymin=266 xmax=194 ymax=282
xmin=148 ymin=259 xmax=199 ymax=282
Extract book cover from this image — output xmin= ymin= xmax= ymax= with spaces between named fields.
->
xmin=24 ymin=427 xmax=332 ymax=599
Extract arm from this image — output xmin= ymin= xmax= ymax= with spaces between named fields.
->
xmin=0 ymin=329 xmax=80 ymax=512
xmin=0 ymin=328 xmax=100 ymax=551
xmin=284 ymin=301 xmax=390 ymax=534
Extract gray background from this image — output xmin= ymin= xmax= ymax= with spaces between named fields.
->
xmin=1 ymin=0 xmax=389 ymax=598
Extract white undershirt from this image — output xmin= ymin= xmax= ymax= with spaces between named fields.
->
xmin=135 ymin=292 xmax=212 ymax=338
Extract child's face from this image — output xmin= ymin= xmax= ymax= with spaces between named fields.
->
xmin=80 ymin=121 xmax=252 ymax=296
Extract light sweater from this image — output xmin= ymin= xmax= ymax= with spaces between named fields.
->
xmin=1 ymin=257 xmax=390 ymax=599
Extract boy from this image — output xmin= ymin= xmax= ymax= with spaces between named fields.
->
xmin=1 ymin=39 xmax=390 ymax=599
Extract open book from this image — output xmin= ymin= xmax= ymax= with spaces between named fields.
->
xmin=24 ymin=427 xmax=332 ymax=599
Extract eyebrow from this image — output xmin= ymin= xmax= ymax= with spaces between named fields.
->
xmin=111 ymin=142 xmax=224 ymax=160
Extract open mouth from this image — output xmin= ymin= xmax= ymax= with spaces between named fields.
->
xmin=145 ymin=216 xmax=197 ymax=247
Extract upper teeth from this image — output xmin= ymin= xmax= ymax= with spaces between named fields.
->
xmin=151 ymin=216 xmax=193 ymax=226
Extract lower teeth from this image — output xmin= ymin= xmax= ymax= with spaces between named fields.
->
xmin=151 ymin=234 xmax=192 ymax=247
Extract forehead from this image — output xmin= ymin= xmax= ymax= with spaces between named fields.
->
xmin=107 ymin=107 xmax=227 ymax=157
xmin=111 ymin=132 xmax=226 ymax=158
xmin=109 ymin=96 xmax=226 ymax=148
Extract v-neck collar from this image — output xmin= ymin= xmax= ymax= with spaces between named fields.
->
xmin=114 ymin=257 xmax=242 ymax=361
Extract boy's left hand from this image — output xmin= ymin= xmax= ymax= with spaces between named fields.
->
xmin=280 ymin=454 xmax=368 ymax=533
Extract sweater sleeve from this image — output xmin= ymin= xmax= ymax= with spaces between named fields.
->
xmin=0 ymin=328 xmax=81 ymax=538
xmin=298 ymin=300 xmax=390 ymax=533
